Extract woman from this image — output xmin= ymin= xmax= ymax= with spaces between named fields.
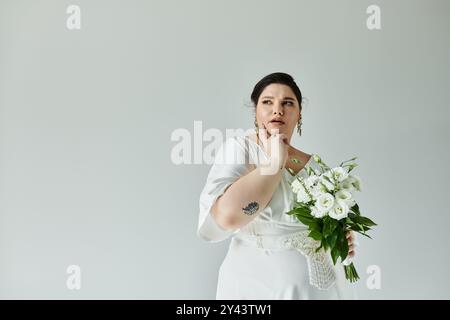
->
xmin=197 ymin=72 xmax=358 ymax=299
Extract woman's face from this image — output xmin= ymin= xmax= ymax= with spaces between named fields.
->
xmin=255 ymin=83 xmax=301 ymax=141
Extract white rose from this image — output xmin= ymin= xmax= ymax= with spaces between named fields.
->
xmin=311 ymin=205 xmax=328 ymax=218
xmin=315 ymin=193 xmax=335 ymax=213
xmin=328 ymin=200 xmax=349 ymax=220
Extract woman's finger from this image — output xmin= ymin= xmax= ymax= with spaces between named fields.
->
xmin=258 ymin=123 xmax=269 ymax=150
xmin=278 ymin=133 xmax=290 ymax=147
xmin=262 ymin=123 xmax=270 ymax=141
xmin=264 ymin=123 xmax=274 ymax=138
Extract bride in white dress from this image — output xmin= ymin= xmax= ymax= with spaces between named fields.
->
xmin=197 ymin=72 xmax=358 ymax=300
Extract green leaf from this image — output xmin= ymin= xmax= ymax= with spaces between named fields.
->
xmin=308 ymin=230 xmax=322 ymax=241
xmin=331 ymin=246 xmax=340 ymax=265
xmin=326 ymin=230 xmax=339 ymax=249
xmin=287 ymin=206 xmax=311 ymax=216
xmin=348 ymin=224 xmax=371 ymax=232
xmin=286 ymin=209 xmax=295 ymax=216
xmin=295 ymin=215 xmax=315 ymax=227
xmin=348 ymin=212 xmax=357 ymax=220
xmin=287 ymin=206 xmax=318 ymax=227
xmin=350 ymin=203 xmax=361 ymax=215
xmin=322 ymin=217 xmax=330 ymax=237
xmin=294 ymin=207 xmax=313 ymax=218
xmin=322 ymin=216 xmax=338 ymax=238
xmin=358 ymin=216 xmax=377 ymax=226
xmin=337 ymin=232 xmax=349 ymax=262
xmin=350 ymin=214 xmax=377 ymax=227
xmin=321 ymin=238 xmax=329 ymax=251
xmin=315 ymin=243 xmax=323 ymax=253
xmin=356 ymin=232 xmax=373 ymax=239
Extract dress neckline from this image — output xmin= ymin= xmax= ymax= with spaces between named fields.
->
xmin=243 ymin=135 xmax=314 ymax=179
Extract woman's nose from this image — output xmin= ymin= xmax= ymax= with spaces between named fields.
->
xmin=272 ymin=102 xmax=284 ymax=115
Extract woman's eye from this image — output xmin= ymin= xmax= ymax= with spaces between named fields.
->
xmin=262 ymin=100 xmax=271 ymax=104
xmin=283 ymin=101 xmax=294 ymax=106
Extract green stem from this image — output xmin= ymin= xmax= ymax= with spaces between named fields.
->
xmin=344 ymin=263 xmax=360 ymax=283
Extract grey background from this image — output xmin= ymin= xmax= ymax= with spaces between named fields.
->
xmin=1 ymin=0 xmax=449 ymax=299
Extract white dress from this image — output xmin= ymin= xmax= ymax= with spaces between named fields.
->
xmin=197 ymin=134 xmax=357 ymax=300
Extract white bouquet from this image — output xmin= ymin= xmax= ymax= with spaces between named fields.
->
xmin=286 ymin=154 xmax=376 ymax=283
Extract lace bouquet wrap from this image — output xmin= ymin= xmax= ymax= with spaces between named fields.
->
xmin=282 ymin=230 xmax=337 ymax=289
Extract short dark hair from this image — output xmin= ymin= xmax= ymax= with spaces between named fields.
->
xmin=250 ymin=72 xmax=303 ymax=111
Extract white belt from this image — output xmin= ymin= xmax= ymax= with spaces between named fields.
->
xmin=233 ymin=230 xmax=337 ymax=290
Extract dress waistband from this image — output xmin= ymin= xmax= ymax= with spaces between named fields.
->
xmin=233 ymin=230 xmax=337 ymax=291
xmin=233 ymin=231 xmax=304 ymax=250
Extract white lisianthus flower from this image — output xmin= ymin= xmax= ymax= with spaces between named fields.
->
xmin=328 ymin=200 xmax=349 ymax=220
xmin=340 ymin=177 xmax=355 ymax=192
xmin=335 ymin=190 xmax=355 ymax=207
xmin=311 ymin=205 xmax=328 ymax=218
xmin=305 ymin=175 xmax=319 ymax=188
xmin=319 ymin=175 xmax=335 ymax=191
xmin=291 ymin=179 xmax=302 ymax=194
xmin=349 ymin=174 xmax=362 ymax=191
xmin=310 ymin=186 xmax=323 ymax=200
xmin=345 ymin=197 xmax=356 ymax=208
xmin=323 ymin=170 xmax=333 ymax=179
xmin=331 ymin=167 xmax=349 ymax=182
xmin=296 ymin=188 xmax=311 ymax=203
xmin=315 ymin=193 xmax=335 ymax=213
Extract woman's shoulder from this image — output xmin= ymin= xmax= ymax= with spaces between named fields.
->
xmin=223 ymin=133 xmax=264 ymax=153
xmin=212 ymin=135 xmax=253 ymax=166
xmin=222 ymin=134 xmax=250 ymax=151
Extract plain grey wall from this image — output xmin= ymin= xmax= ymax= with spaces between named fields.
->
xmin=1 ymin=0 xmax=449 ymax=299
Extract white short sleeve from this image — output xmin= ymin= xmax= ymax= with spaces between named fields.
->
xmin=197 ymin=136 xmax=255 ymax=243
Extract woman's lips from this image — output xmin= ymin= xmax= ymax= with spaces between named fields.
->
xmin=269 ymin=120 xmax=285 ymax=125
